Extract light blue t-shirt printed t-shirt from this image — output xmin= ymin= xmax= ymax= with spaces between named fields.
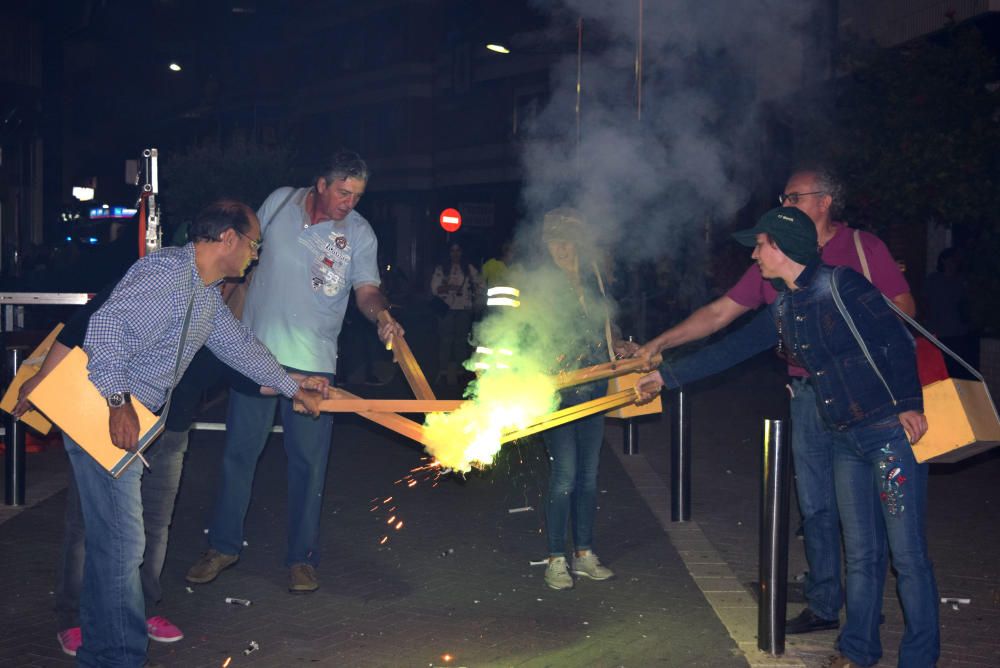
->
xmin=243 ymin=187 xmax=381 ymax=373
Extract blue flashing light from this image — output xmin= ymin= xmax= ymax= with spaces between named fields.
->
xmin=89 ymin=206 xmax=137 ymax=220
xmin=88 ymin=237 xmax=98 ymax=244
xmin=65 ymin=236 xmax=72 ymax=242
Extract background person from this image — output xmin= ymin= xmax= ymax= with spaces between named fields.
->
xmin=430 ymin=242 xmax=481 ymax=385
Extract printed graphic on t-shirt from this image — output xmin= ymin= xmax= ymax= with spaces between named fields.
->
xmin=301 ymin=230 xmax=351 ymax=297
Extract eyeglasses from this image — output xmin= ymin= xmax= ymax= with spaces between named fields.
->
xmin=778 ymin=191 xmax=825 ymax=206
xmin=237 ymin=230 xmax=262 ymax=252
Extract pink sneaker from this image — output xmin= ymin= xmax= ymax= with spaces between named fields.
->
xmin=146 ymin=616 xmax=184 ymax=643
xmin=57 ymin=627 xmax=82 ymax=656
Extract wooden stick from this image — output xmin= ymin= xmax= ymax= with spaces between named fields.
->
xmin=501 ymin=388 xmax=638 ymax=443
xmin=552 ymin=355 xmax=661 ymax=390
xmin=378 ymin=311 xmax=435 ymax=400
xmin=325 ymin=387 xmax=429 ymax=444
xmin=318 ymin=398 xmax=463 ymax=413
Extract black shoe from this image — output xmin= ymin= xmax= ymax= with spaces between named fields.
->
xmin=785 ymin=608 xmax=839 ymax=634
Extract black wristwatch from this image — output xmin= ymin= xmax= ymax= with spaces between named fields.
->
xmin=106 ymin=392 xmax=132 ymax=409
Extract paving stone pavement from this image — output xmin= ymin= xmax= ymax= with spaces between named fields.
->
xmin=628 ymin=355 xmax=1000 ymax=668
xmin=3 ymin=355 xmax=998 ymax=667
xmin=0 ymin=399 xmax=746 ymax=667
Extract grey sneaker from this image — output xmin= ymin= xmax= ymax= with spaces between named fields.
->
xmin=544 ymin=557 xmax=574 ymax=590
xmin=289 ymin=563 xmax=319 ymax=593
xmin=185 ymin=549 xmax=238 ymax=584
xmin=571 ymin=552 xmax=614 ymax=581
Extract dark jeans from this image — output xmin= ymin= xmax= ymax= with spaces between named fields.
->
xmin=789 ymin=378 xmax=852 ymax=621
xmin=65 ymin=435 xmax=147 ymax=667
xmin=55 ymin=430 xmax=190 ymax=630
xmin=833 ymin=417 xmax=939 ymax=667
xmin=208 ymin=379 xmax=335 ymax=566
xmin=543 ymin=406 xmax=605 ymax=557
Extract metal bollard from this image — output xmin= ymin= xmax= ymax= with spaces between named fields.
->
xmin=4 ymin=347 xmax=27 ymax=506
xmin=669 ymin=388 xmax=691 ymax=522
xmin=758 ymin=418 xmax=791 ymax=655
xmin=622 ymin=419 xmax=639 ymax=455
xmin=622 ymin=335 xmax=639 ymax=455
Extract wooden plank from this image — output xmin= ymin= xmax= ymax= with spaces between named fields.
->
xmin=317 ymin=398 xmax=463 ymax=413
xmin=553 ymin=355 xmax=661 ymax=390
xmin=378 ymin=311 xmax=436 ymax=400
xmin=323 ymin=387 xmax=429 ymax=444
xmin=501 ymin=388 xmax=638 ymax=443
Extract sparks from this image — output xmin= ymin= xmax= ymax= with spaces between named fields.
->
xmin=379 ymin=535 xmax=389 ymax=545
xmin=222 ymin=658 xmax=232 ymax=668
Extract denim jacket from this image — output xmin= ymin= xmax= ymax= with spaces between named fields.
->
xmin=659 ymin=260 xmax=922 ymax=431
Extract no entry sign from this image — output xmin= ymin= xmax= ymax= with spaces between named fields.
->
xmin=439 ymin=208 xmax=462 ymax=233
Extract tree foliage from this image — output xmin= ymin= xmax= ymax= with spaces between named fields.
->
xmin=793 ymin=21 xmax=1000 ymax=330
xmin=160 ymin=136 xmax=305 ymax=237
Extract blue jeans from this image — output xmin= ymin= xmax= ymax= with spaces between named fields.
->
xmin=56 ymin=430 xmax=189 ymax=630
xmin=832 ymin=417 xmax=939 ymax=667
xmin=65 ymin=435 xmax=147 ymax=668
xmin=543 ymin=409 xmax=605 ymax=557
xmin=209 ymin=381 xmax=335 ymax=566
xmin=790 ymin=378 xmax=852 ymax=621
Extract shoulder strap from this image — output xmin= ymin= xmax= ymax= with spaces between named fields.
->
xmin=853 ymin=229 xmax=872 ymax=282
xmin=264 ymin=188 xmax=298 ymax=230
xmin=880 ymin=294 xmax=986 ymax=382
xmin=591 ymin=261 xmax=616 ymax=363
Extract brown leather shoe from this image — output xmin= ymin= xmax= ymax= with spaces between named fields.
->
xmin=185 ymin=549 xmax=238 ymax=584
xmin=288 ymin=563 xmax=319 ymax=593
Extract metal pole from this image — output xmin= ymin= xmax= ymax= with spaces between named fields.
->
xmin=623 ymin=419 xmax=639 ymax=455
xmin=634 ymin=0 xmax=643 ymax=121
xmin=623 ymin=335 xmax=639 ymax=455
xmin=4 ymin=347 xmax=27 ymax=506
xmin=758 ymin=418 xmax=791 ymax=655
xmin=575 ymin=17 xmax=583 ymax=146
xmin=669 ymin=388 xmax=690 ymax=521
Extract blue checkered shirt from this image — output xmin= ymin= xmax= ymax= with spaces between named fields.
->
xmin=84 ymin=244 xmax=298 ymax=411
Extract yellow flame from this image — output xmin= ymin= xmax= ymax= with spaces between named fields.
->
xmin=423 ymin=369 xmax=559 ymax=472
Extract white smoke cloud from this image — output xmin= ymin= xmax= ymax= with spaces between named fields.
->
xmin=519 ymin=0 xmax=821 ymax=262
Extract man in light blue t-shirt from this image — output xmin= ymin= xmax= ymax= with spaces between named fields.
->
xmin=186 ymin=150 xmax=403 ymax=593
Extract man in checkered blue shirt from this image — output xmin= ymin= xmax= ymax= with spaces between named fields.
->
xmin=68 ymin=200 xmax=325 ymax=668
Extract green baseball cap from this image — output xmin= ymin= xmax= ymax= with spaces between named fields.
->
xmin=732 ymin=207 xmax=818 ymax=265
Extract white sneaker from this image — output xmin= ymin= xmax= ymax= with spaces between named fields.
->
xmin=544 ymin=556 xmax=574 ymax=590
xmin=571 ymin=552 xmax=614 ymax=581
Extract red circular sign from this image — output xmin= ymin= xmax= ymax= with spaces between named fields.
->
xmin=439 ymin=208 xmax=462 ymax=233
